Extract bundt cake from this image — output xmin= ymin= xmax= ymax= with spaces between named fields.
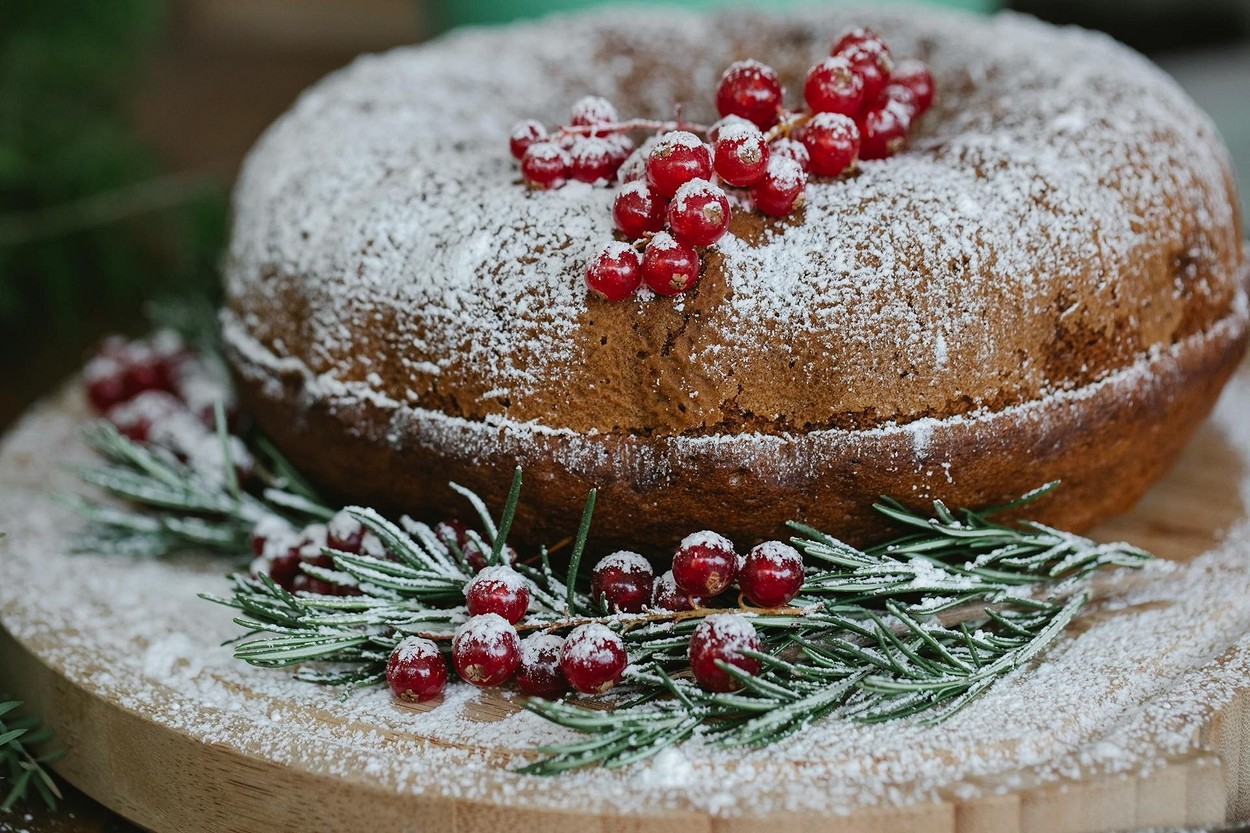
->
xmin=222 ymin=5 xmax=1248 ymax=548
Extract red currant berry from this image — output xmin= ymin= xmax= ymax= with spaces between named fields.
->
xmin=715 ymin=59 xmax=783 ymax=129
xmin=709 ymin=114 xmax=755 ymax=142
xmin=560 ymin=623 xmax=628 ymax=695
xmin=769 ymin=138 xmax=810 ymax=173
xmin=465 ymin=565 xmax=530 ymax=624
xmin=105 ymin=390 xmax=184 ymax=443
xmin=591 ymin=551 xmax=654 ymax=613
xmin=516 ymin=633 xmax=569 ymax=699
xmin=612 ymin=181 xmax=665 ymax=239
xmin=641 ymin=232 xmax=700 ymax=296
xmin=837 ymin=40 xmax=893 ymax=103
xmin=650 ymin=570 xmax=700 ymax=612
xmin=830 ymin=26 xmax=886 ymax=57
xmin=605 ymin=132 xmax=635 ymax=163
xmin=84 ymin=355 xmax=129 ymax=413
xmin=739 ymin=541 xmax=804 ymax=608
xmin=712 ymin=122 xmax=769 ymax=187
xmin=804 ymin=56 xmax=865 ymax=116
xmin=520 ymin=142 xmax=571 ymax=189
xmin=569 ymin=136 xmax=616 ymax=184
xmin=672 ymin=531 xmax=738 ymax=597
xmin=121 ymin=350 xmax=179 ymax=398
xmin=255 ymin=536 xmax=302 ymax=590
xmin=616 ymin=137 xmax=656 ymax=184
xmin=509 ymin=119 xmax=547 ymax=160
xmin=462 ymin=538 xmax=520 ymax=574
xmin=858 ymin=97 xmax=912 ymax=160
xmin=250 ymin=516 xmax=292 ymax=559
xmin=568 ymin=95 xmax=618 ymax=128
xmin=750 ymin=155 xmax=807 ymax=217
xmin=667 ymin=179 xmax=730 ymax=248
xmin=802 ymin=112 xmax=860 ymax=177
xmin=645 ymin=131 xmax=712 ymax=199
xmin=879 ymin=83 xmax=919 ymax=118
xmin=890 ymin=58 xmax=934 ymax=115
xmin=452 ymin=613 xmax=521 ymax=687
xmin=585 ymin=241 xmax=642 ymax=302
xmin=387 ymin=637 xmax=448 ymax=702
xmin=326 ymin=510 xmax=366 ymax=554
xmin=689 ymin=614 xmax=762 ymax=692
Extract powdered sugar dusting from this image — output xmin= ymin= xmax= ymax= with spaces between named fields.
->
xmin=3 ymin=375 xmax=1250 ymax=818
xmin=679 ymin=530 xmax=735 ymax=553
xmin=224 ymin=5 xmax=1242 ymax=438
xmin=595 ymin=550 xmax=652 ymax=574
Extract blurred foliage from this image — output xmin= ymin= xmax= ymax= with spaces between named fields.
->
xmin=0 ymin=0 xmax=226 ymax=339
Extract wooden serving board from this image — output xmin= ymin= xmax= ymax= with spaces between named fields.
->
xmin=3 ymin=365 xmax=1250 ymax=833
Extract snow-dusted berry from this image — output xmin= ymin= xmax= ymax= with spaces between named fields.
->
xmin=830 ymin=26 xmax=886 ymax=57
xmin=568 ymin=94 xmax=618 ymax=128
xmin=750 ymin=155 xmax=807 ymax=217
xmin=667 ymin=179 xmax=730 ymax=248
xmin=105 ymin=390 xmax=184 ymax=443
xmin=560 ymin=623 xmax=628 ymax=694
xmin=387 ymin=637 xmax=448 ymax=702
xmin=612 ymin=181 xmax=665 ymax=239
xmin=569 ymin=136 xmax=617 ymax=184
xmin=689 ymin=614 xmax=762 ymax=692
xmin=858 ymin=95 xmax=912 ymax=160
xmin=461 ymin=537 xmax=519 ymax=574
xmin=739 ymin=541 xmax=805 ymax=608
xmin=641 ymin=232 xmax=700 ymax=296
xmin=591 ymin=551 xmax=654 ymax=613
xmin=769 ymin=138 xmax=810 ymax=173
xmin=645 ymin=131 xmax=712 ymax=199
xmin=650 ymin=570 xmax=700 ymax=612
xmin=509 ymin=119 xmax=547 ymax=160
xmin=802 ymin=112 xmax=860 ymax=177
xmin=521 ymin=142 xmax=571 ymax=189
xmin=465 ymin=565 xmax=530 ymax=624
xmin=516 ymin=632 xmax=569 ymax=699
xmin=712 ymin=121 xmax=769 ymax=187
xmin=672 ymin=531 xmax=738 ymax=597
xmin=804 ymin=56 xmax=865 ymax=116
xmin=890 ymin=58 xmax=934 ymax=115
xmin=837 ymin=39 xmax=893 ymax=103
xmin=586 ymin=241 xmax=642 ymax=302
xmin=327 ymin=510 xmax=366 ymax=554
xmin=452 ymin=614 xmax=521 ymax=687
xmin=715 ymin=59 xmax=783 ymax=129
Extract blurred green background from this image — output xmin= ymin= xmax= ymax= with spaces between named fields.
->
xmin=1 ymin=0 xmax=1248 ymax=434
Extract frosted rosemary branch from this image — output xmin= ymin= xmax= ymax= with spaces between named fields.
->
xmin=68 ymin=416 xmax=1152 ymax=772
xmin=0 ymin=700 xmax=62 ymax=812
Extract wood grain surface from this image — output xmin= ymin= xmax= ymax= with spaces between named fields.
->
xmin=2 ymin=360 xmax=1250 ymax=833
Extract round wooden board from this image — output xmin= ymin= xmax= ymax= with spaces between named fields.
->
xmin=3 ymin=366 xmax=1250 ymax=833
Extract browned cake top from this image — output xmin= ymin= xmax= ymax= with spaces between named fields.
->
xmin=223 ymin=5 xmax=1245 ymax=447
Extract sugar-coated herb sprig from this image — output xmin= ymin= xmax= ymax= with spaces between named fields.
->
xmin=68 ymin=416 xmax=1149 ymax=772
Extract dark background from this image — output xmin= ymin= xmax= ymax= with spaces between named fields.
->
xmin=1 ymin=0 xmax=1247 ymax=436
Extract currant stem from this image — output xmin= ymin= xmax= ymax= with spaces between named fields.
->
xmin=555 ymin=118 xmax=712 ymax=140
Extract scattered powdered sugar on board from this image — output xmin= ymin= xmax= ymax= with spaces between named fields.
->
xmin=3 ymin=375 xmax=1250 ymax=818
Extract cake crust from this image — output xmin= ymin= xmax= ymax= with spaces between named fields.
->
xmin=227 ymin=288 xmax=1247 ymax=548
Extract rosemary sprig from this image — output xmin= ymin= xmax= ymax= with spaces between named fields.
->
xmin=65 ymin=420 xmax=333 ymax=559
xmin=68 ymin=414 xmax=1152 ymax=774
xmin=0 ymin=700 xmax=63 ymax=812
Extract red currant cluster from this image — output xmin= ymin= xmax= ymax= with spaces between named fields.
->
xmin=83 ymin=333 xmax=251 ymax=479
xmin=382 ymin=525 xmax=807 ymax=703
xmin=508 ymin=27 xmax=933 ymax=303
xmin=606 ymin=531 xmax=805 ymax=692
xmin=250 ymin=510 xmax=383 ymax=595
